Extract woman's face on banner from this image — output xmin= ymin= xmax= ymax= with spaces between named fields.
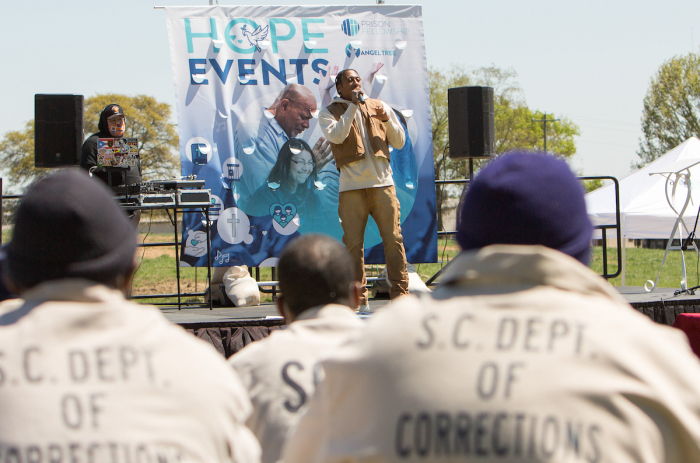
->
xmin=290 ymin=150 xmax=315 ymax=185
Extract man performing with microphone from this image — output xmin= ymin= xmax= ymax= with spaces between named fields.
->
xmin=319 ymin=69 xmax=409 ymax=310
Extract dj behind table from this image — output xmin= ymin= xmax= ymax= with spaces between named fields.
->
xmin=79 ymin=104 xmax=143 ymax=225
xmin=80 ymin=104 xmax=142 ymax=189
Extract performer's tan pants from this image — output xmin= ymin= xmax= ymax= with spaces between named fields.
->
xmin=338 ymin=185 xmax=409 ymax=305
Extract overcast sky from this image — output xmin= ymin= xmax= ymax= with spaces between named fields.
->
xmin=2 ymin=0 xmax=699 ymax=181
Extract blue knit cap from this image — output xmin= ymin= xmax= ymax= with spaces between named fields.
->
xmin=457 ymin=152 xmax=593 ymax=265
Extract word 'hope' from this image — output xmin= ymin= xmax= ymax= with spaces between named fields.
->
xmin=185 ymin=18 xmax=328 ymax=54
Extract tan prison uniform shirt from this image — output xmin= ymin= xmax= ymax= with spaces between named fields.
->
xmin=229 ymin=304 xmax=364 ymax=463
xmin=284 ymin=245 xmax=700 ymax=463
xmin=0 ymin=279 xmax=261 ymax=463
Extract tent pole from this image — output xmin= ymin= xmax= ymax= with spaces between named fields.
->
xmin=621 ymin=234 xmax=626 ymax=286
xmin=621 ymin=213 xmax=626 ymax=286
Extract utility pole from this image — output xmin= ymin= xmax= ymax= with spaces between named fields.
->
xmin=531 ymin=112 xmax=560 ymax=154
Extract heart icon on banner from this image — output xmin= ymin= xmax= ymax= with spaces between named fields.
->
xmin=269 ymin=202 xmax=297 ymax=228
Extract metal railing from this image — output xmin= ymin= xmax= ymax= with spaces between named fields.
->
xmin=1 ymin=174 xmax=623 ymax=302
xmin=579 ymin=176 xmax=622 ymax=279
xmin=427 ymin=176 xmax=622 ymax=283
xmin=1 ymin=178 xmax=213 ymax=308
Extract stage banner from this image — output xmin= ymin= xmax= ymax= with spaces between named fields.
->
xmin=165 ymin=5 xmax=437 ymax=267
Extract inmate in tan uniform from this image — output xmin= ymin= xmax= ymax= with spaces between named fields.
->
xmin=230 ymin=304 xmax=364 ymax=463
xmin=0 ymin=280 xmax=261 ymax=463
xmin=284 ymin=245 xmax=700 ymax=463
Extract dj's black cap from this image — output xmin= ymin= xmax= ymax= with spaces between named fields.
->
xmin=104 ymin=104 xmax=124 ymax=119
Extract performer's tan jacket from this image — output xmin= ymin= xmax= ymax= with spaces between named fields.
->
xmin=0 ymin=279 xmax=261 ymax=463
xmin=323 ymin=99 xmax=394 ymax=168
xmin=319 ymin=98 xmax=404 ymax=192
xmin=229 ymin=304 xmax=364 ymax=463
xmin=283 ymin=245 xmax=700 ymax=463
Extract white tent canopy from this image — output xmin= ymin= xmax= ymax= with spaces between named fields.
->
xmin=586 ymin=137 xmax=700 ymax=240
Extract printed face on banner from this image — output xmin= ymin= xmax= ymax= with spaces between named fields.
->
xmin=165 ymin=5 xmax=437 ymax=268
xmin=277 ymin=92 xmax=317 ymax=138
xmin=290 ymin=151 xmax=315 ymax=185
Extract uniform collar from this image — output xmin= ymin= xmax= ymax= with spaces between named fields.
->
xmin=20 ymin=279 xmax=127 ymax=304
xmin=438 ymin=245 xmax=626 ymax=302
xmin=264 ymin=109 xmax=289 ymax=141
xmin=295 ymin=303 xmax=359 ymax=322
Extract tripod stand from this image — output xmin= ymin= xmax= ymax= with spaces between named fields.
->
xmin=644 ymin=160 xmax=700 ymax=293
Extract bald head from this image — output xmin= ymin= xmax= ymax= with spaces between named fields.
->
xmin=280 ymin=84 xmax=314 ymax=102
xmin=274 ymin=84 xmax=317 ymax=137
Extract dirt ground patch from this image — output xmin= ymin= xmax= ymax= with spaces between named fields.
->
xmin=131 ymin=277 xmax=202 ymax=296
xmin=134 ymin=234 xmax=179 ymax=260
xmin=136 ymin=247 xmax=176 ymax=259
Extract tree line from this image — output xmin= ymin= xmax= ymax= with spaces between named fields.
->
xmin=6 ymin=54 xmax=694 ymax=201
xmin=0 ymin=94 xmax=179 ymax=192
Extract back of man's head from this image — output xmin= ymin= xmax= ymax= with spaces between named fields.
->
xmin=457 ymin=152 xmax=593 ymax=264
xmin=278 ymin=235 xmax=356 ymax=318
xmin=4 ymin=169 xmax=137 ymax=291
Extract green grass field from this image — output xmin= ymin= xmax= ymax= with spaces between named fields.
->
xmin=4 ymin=229 xmax=698 ymax=302
xmin=133 ymin=238 xmax=700 ymax=305
xmin=589 ymin=245 xmax=700 ymax=288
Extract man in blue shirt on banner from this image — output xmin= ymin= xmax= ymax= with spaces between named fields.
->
xmin=236 ymin=84 xmax=334 ymax=202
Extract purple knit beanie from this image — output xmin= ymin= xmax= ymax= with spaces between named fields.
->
xmin=456 ymin=152 xmax=593 ymax=265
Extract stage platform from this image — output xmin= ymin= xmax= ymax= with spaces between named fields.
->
xmin=616 ymin=286 xmax=700 ymax=325
xmin=164 ymin=287 xmax=700 ymax=358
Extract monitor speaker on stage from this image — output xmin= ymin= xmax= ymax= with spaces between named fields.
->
xmin=448 ymin=86 xmax=495 ymax=159
xmin=34 ymin=94 xmax=84 ymax=168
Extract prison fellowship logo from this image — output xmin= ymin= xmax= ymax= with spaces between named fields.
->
xmin=341 ymin=19 xmax=360 ymax=36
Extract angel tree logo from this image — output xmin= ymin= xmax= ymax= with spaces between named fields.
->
xmin=341 ymin=19 xmax=360 ymax=36
xmin=346 ymin=44 xmax=361 ymax=58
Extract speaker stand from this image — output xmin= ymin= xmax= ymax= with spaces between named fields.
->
xmin=426 ymin=158 xmax=477 ymax=287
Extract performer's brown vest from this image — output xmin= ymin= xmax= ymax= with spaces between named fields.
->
xmin=326 ymin=99 xmax=391 ymax=168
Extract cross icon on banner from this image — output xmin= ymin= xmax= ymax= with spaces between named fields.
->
xmin=228 ymin=213 xmax=240 ymax=237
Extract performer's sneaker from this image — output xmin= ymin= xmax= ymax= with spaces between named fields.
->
xmin=358 ymin=304 xmax=371 ymax=313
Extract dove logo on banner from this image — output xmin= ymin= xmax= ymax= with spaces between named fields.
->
xmin=240 ymin=24 xmax=269 ymax=52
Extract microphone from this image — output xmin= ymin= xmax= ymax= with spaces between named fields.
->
xmin=358 ymin=93 xmax=367 ymax=104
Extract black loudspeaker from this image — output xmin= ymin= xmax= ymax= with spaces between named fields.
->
xmin=35 ymin=94 xmax=84 ymax=167
xmin=448 ymin=86 xmax=495 ymax=159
